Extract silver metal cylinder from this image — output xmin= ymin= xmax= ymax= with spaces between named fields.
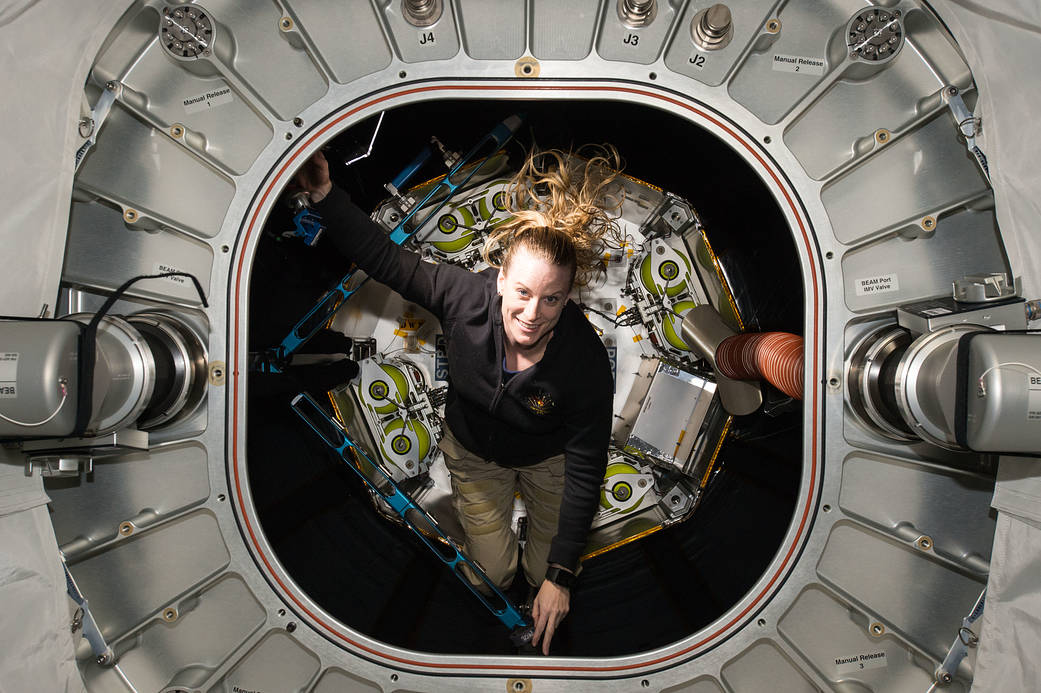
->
xmin=691 ymin=4 xmax=733 ymax=51
xmin=126 ymin=312 xmax=207 ymax=431
xmin=65 ymin=313 xmax=156 ymax=436
xmin=846 ymin=324 xmax=917 ymax=441
xmin=893 ymin=324 xmax=990 ymax=450
xmin=618 ymin=0 xmax=656 ymax=28
xmin=401 ymin=0 xmax=442 ymax=27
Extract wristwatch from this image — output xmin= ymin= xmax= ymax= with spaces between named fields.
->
xmin=544 ymin=566 xmax=575 ymax=589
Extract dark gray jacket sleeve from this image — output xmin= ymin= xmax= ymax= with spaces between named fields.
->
xmin=546 ymin=347 xmax=613 ymax=572
xmin=314 ymin=186 xmax=480 ymax=318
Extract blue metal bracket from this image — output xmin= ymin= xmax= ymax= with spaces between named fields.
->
xmin=287 ymin=208 xmax=325 ymax=247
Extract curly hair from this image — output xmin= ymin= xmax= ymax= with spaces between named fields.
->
xmin=483 ymin=145 xmax=624 ymax=287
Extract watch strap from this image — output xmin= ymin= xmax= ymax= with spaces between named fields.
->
xmin=544 ymin=566 xmax=575 ymax=589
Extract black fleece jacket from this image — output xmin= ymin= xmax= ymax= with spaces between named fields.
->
xmin=315 ymin=186 xmax=612 ymax=572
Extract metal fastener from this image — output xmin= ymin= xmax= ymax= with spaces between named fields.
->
xmin=208 ymin=361 xmax=227 ymax=386
xmin=515 ymin=57 xmax=540 ymax=78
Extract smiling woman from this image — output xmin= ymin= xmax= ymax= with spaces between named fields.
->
xmin=496 ymin=248 xmax=571 ymax=367
xmin=290 ymin=140 xmax=623 ymax=655
xmin=490 ymin=146 xmax=625 ymax=367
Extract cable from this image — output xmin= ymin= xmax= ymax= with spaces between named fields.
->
xmin=0 ymin=381 xmax=68 ymax=427
xmin=977 ymin=361 xmax=1041 ymax=396
xmin=580 ymin=302 xmax=622 ymax=326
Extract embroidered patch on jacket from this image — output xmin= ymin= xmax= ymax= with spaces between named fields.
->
xmin=526 ymin=389 xmax=556 ymax=416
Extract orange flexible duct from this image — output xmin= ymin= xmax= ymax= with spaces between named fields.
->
xmin=715 ymin=332 xmax=804 ymax=400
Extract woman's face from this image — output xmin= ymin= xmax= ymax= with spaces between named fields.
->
xmin=497 ymin=246 xmax=572 ymax=351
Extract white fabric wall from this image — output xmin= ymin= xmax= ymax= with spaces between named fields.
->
xmin=0 ymin=502 xmax=85 ymax=693
xmin=928 ymin=4 xmax=1041 ymax=691
xmin=0 ymin=0 xmax=135 ymax=319
xmin=0 ymin=2 xmax=133 ymax=690
xmin=933 ymin=0 xmax=1041 ymax=300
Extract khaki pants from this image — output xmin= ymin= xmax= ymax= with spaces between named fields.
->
xmin=439 ymin=425 xmax=566 ymax=590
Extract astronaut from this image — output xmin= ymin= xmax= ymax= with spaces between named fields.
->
xmin=295 ymin=147 xmax=622 ymax=654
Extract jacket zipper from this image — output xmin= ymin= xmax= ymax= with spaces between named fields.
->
xmin=490 ymin=375 xmax=508 ymax=412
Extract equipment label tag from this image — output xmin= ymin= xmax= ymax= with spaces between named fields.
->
xmin=155 ymin=263 xmax=188 ymax=284
xmin=1029 ymin=375 xmax=1041 ymax=421
xmin=435 ymin=335 xmax=449 ymax=382
xmin=855 ymin=273 xmax=900 ymax=296
xmin=772 ymin=54 xmax=826 ymax=75
xmin=835 ymin=650 xmax=888 ymax=675
xmin=0 ymin=352 xmax=18 ymax=398
xmin=183 ymin=86 xmax=233 ymax=114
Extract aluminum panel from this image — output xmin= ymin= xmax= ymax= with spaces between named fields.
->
xmin=901 ymin=7 xmax=975 ymax=84
xmin=379 ymin=0 xmax=461 ymax=63
xmin=290 ymin=0 xmax=393 ymax=83
xmin=727 ymin=0 xmax=848 ymax=125
xmin=661 ymin=677 xmax=725 ymax=693
xmin=213 ymin=631 xmax=321 ymax=693
xmin=312 ymin=667 xmax=382 ymax=693
xmin=821 ymin=114 xmax=990 ymax=245
xmin=778 ymin=585 xmax=966 ymax=692
xmin=817 ymin=522 xmax=987 ymax=658
xmin=597 ymin=0 xmax=680 ymax=65
xmin=75 ymin=106 xmax=235 ymax=239
xmin=89 ymin=576 xmax=265 ymax=693
xmin=531 ymin=0 xmax=598 ymax=60
xmin=65 ymin=200 xmax=213 ymax=306
xmin=664 ymin=0 xmax=776 ymax=87
xmin=91 ymin=7 xmax=273 ymax=175
xmin=81 ymin=665 xmax=138 ymax=693
xmin=116 ymin=66 xmax=269 ymax=175
xmin=839 ymin=452 xmax=995 ymax=568
xmin=841 ymin=205 xmax=1007 ymax=313
xmin=67 ymin=511 xmax=230 ymax=642
xmin=202 ymin=0 xmax=328 ymax=119
xmin=46 ymin=442 xmax=211 ymax=556
xmin=785 ymin=9 xmax=972 ymax=180
xmin=90 ymin=5 xmax=160 ymax=86
xmin=457 ymin=0 xmax=526 ymax=60
xmin=720 ymin=640 xmax=819 ymax=692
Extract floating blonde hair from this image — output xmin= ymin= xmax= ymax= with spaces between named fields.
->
xmin=483 ymin=145 xmax=624 ymax=287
